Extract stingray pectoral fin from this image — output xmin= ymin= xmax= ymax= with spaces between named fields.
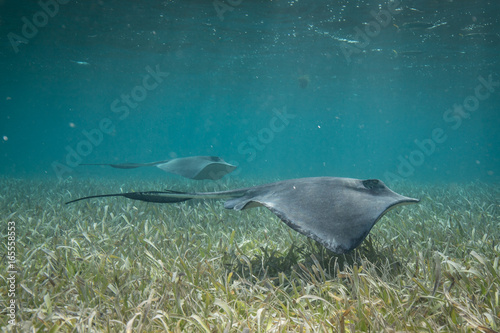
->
xmin=156 ymin=156 xmax=237 ymax=180
xmin=222 ymin=191 xmax=352 ymax=253
xmin=224 ymin=198 xmax=265 ymax=210
xmin=224 ymin=197 xmax=341 ymax=251
xmin=223 ymin=192 xmax=418 ymax=255
xmin=258 ymin=202 xmax=362 ymax=254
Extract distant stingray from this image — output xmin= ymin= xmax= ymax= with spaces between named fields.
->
xmin=82 ymin=156 xmax=237 ymax=180
xmin=66 ymin=177 xmax=419 ymax=254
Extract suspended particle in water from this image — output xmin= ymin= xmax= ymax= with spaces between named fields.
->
xmin=298 ymin=74 xmax=310 ymax=89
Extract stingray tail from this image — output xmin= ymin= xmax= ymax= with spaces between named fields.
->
xmin=80 ymin=160 xmax=170 ymax=169
xmin=65 ymin=189 xmax=243 ymax=205
xmin=65 ymin=193 xmax=130 ymax=204
xmin=65 ymin=190 xmax=193 ymax=205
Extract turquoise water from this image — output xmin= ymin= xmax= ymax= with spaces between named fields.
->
xmin=1 ymin=0 xmax=499 ymax=185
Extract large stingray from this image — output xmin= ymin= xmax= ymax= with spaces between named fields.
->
xmin=81 ymin=156 xmax=236 ymax=180
xmin=66 ymin=177 xmax=419 ymax=254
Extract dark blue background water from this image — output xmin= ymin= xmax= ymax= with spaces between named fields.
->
xmin=1 ymin=0 xmax=499 ymax=184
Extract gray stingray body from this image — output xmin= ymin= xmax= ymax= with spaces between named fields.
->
xmin=82 ymin=156 xmax=236 ymax=180
xmin=66 ymin=177 xmax=419 ymax=254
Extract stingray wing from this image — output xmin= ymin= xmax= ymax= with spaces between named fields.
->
xmin=156 ymin=156 xmax=236 ymax=180
xmin=224 ymin=177 xmax=418 ymax=254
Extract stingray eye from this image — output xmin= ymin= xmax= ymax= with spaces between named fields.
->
xmin=362 ymin=179 xmax=384 ymax=190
